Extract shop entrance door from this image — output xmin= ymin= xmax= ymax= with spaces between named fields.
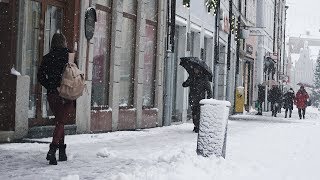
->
xmin=24 ymin=0 xmax=74 ymax=127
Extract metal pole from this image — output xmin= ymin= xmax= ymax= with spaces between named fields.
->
xmin=226 ymin=0 xmax=233 ymax=103
xmin=233 ymin=0 xmax=242 ymax=113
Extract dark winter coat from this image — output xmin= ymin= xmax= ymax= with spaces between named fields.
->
xmin=268 ymin=86 xmax=282 ymax=104
xmin=295 ymin=89 xmax=309 ymax=109
xmin=182 ymin=75 xmax=212 ymax=107
xmin=257 ymin=85 xmax=266 ymax=103
xmin=283 ymin=90 xmax=295 ymax=110
xmin=37 ymin=48 xmax=71 ymax=94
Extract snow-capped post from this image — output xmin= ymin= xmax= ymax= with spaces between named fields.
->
xmin=196 ymin=99 xmax=231 ymax=158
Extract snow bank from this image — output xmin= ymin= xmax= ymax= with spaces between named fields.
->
xmin=197 ymin=101 xmax=229 ymax=157
xmin=110 ymin=149 xmax=265 ymax=180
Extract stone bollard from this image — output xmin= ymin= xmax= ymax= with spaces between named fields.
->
xmin=196 ymin=99 xmax=231 ymax=158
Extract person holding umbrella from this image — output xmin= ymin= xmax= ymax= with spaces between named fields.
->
xmin=180 ymin=57 xmax=213 ymax=133
xmin=267 ymin=85 xmax=282 ymax=117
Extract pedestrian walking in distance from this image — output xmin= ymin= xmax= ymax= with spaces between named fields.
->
xmin=256 ymin=84 xmax=265 ymax=115
xmin=268 ymin=85 xmax=282 ymax=117
xmin=182 ymin=67 xmax=212 ymax=133
xmin=38 ymin=33 xmax=74 ymax=165
xmin=295 ymin=86 xmax=310 ymax=119
xmin=283 ymin=88 xmax=295 ymax=118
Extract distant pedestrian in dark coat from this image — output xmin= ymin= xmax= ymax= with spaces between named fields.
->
xmin=182 ymin=68 xmax=212 ymax=133
xmin=268 ymin=85 xmax=282 ymax=117
xmin=256 ymin=84 xmax=265 ymax=115
xmin=294 ymin=86 xmax=309 ymax=119
xmin=283 ymin=88 xmax=295 ymax=118
xmin=38 ymin=33 xmax=74 ymax=165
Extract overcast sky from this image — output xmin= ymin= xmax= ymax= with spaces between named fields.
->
xmin=287 ymin=0 xmax=320 ymax=37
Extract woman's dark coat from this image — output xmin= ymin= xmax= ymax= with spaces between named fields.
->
xmin=283 ymin=91 xmax=295 ymax=110
xmin=182 ymin=75 xmax=212 ymax=107
xmin=268 ymin=86 xmax=282 ymax=104
xmin=37 ymin=48 xmax=70 ymax=94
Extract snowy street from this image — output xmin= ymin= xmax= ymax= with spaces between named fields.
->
xmin=1 ymin=107 xmax=320 ymax=180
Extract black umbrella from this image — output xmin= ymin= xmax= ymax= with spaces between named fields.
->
xmin=179 ymin=57 xmax=213 ymax=82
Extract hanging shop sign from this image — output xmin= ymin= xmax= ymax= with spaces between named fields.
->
xmin=249 ymin=28 xmax=264 ymax=37
xmin=240 ymin=29 xmax=250 ymax=39
xmin=85 ymin=7 xmax=97 ymax=40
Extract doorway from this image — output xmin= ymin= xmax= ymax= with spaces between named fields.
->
xmin=21 ymin=0 xmax=77 ymax=127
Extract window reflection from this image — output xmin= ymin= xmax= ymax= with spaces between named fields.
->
xmin=143 ymin=24 xmax=157 ymax=107
xmin=119 ymin=17 xmax=136 ymax=107
xmin=25 ymin=1 xmax=41 ymax=118
xmin=91 ymin=8 xmax=111 ymax=108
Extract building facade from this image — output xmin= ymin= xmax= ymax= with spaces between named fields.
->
xmin=0 ymin=0 xmax=167 ymax=142
xmin=253 ymin=0 xmax=276 ymax=110
xmin=164 ymin=0 xmax=218 ymax=124
xmin=253 ymin=0 xmax=288 ymax=111
xmin=164 ymin=0 xmax=258 ymax=124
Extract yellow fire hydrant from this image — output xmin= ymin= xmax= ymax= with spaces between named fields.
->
xmin=235 ymin=86 xmax=245 ymax=113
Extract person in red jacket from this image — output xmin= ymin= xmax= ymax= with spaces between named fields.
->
xmin=294 ymin=86 xmax=309 ymax=119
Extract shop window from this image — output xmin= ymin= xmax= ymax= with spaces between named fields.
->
xmin=119 ymin=3 xmax=137 ymax=107
xmin=143 ymin=23 xmax=157 ymax=107
xmin=91 ymin=4 xmax=112 ymax=109
xmin=142 ymin=1 xmax=158 ymax=108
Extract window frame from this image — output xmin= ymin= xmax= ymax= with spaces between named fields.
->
xmin=142 ymin=19 xmax=158 ymax=109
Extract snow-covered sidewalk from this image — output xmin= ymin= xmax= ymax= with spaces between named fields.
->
xmin=1 ymin=107 xmax=320 ymax=180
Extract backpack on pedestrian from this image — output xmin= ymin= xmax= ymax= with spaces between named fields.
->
xmin=57 ymin=53 xmax=86 ymax=100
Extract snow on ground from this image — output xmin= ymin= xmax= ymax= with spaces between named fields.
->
xmin=1 ymin=107 xmax=320 ymax=180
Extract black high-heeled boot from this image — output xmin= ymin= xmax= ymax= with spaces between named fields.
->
xmin=59 ymin=144 xmax=67 ymax=161
xmin=46 ymin=143 xmax=58 ymax=165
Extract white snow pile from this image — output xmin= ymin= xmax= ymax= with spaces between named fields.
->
xmin=10 ymin=67 xmax=21 ymax=76
xmin=60 ymin=175 xmax=79 ymax=180
xmin=96 ymin=147 xmax=115 ymax=158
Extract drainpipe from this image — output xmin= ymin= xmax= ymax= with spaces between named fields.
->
xmin=283 ymin=5 xmax=289 ymax=82
xmin=163 ymin=0 xmax=176 ymax=126
xmin=213 ymin=0 xmax=221 ymax=98
xmin=226 ymin=0 xmax=233 ymax=103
